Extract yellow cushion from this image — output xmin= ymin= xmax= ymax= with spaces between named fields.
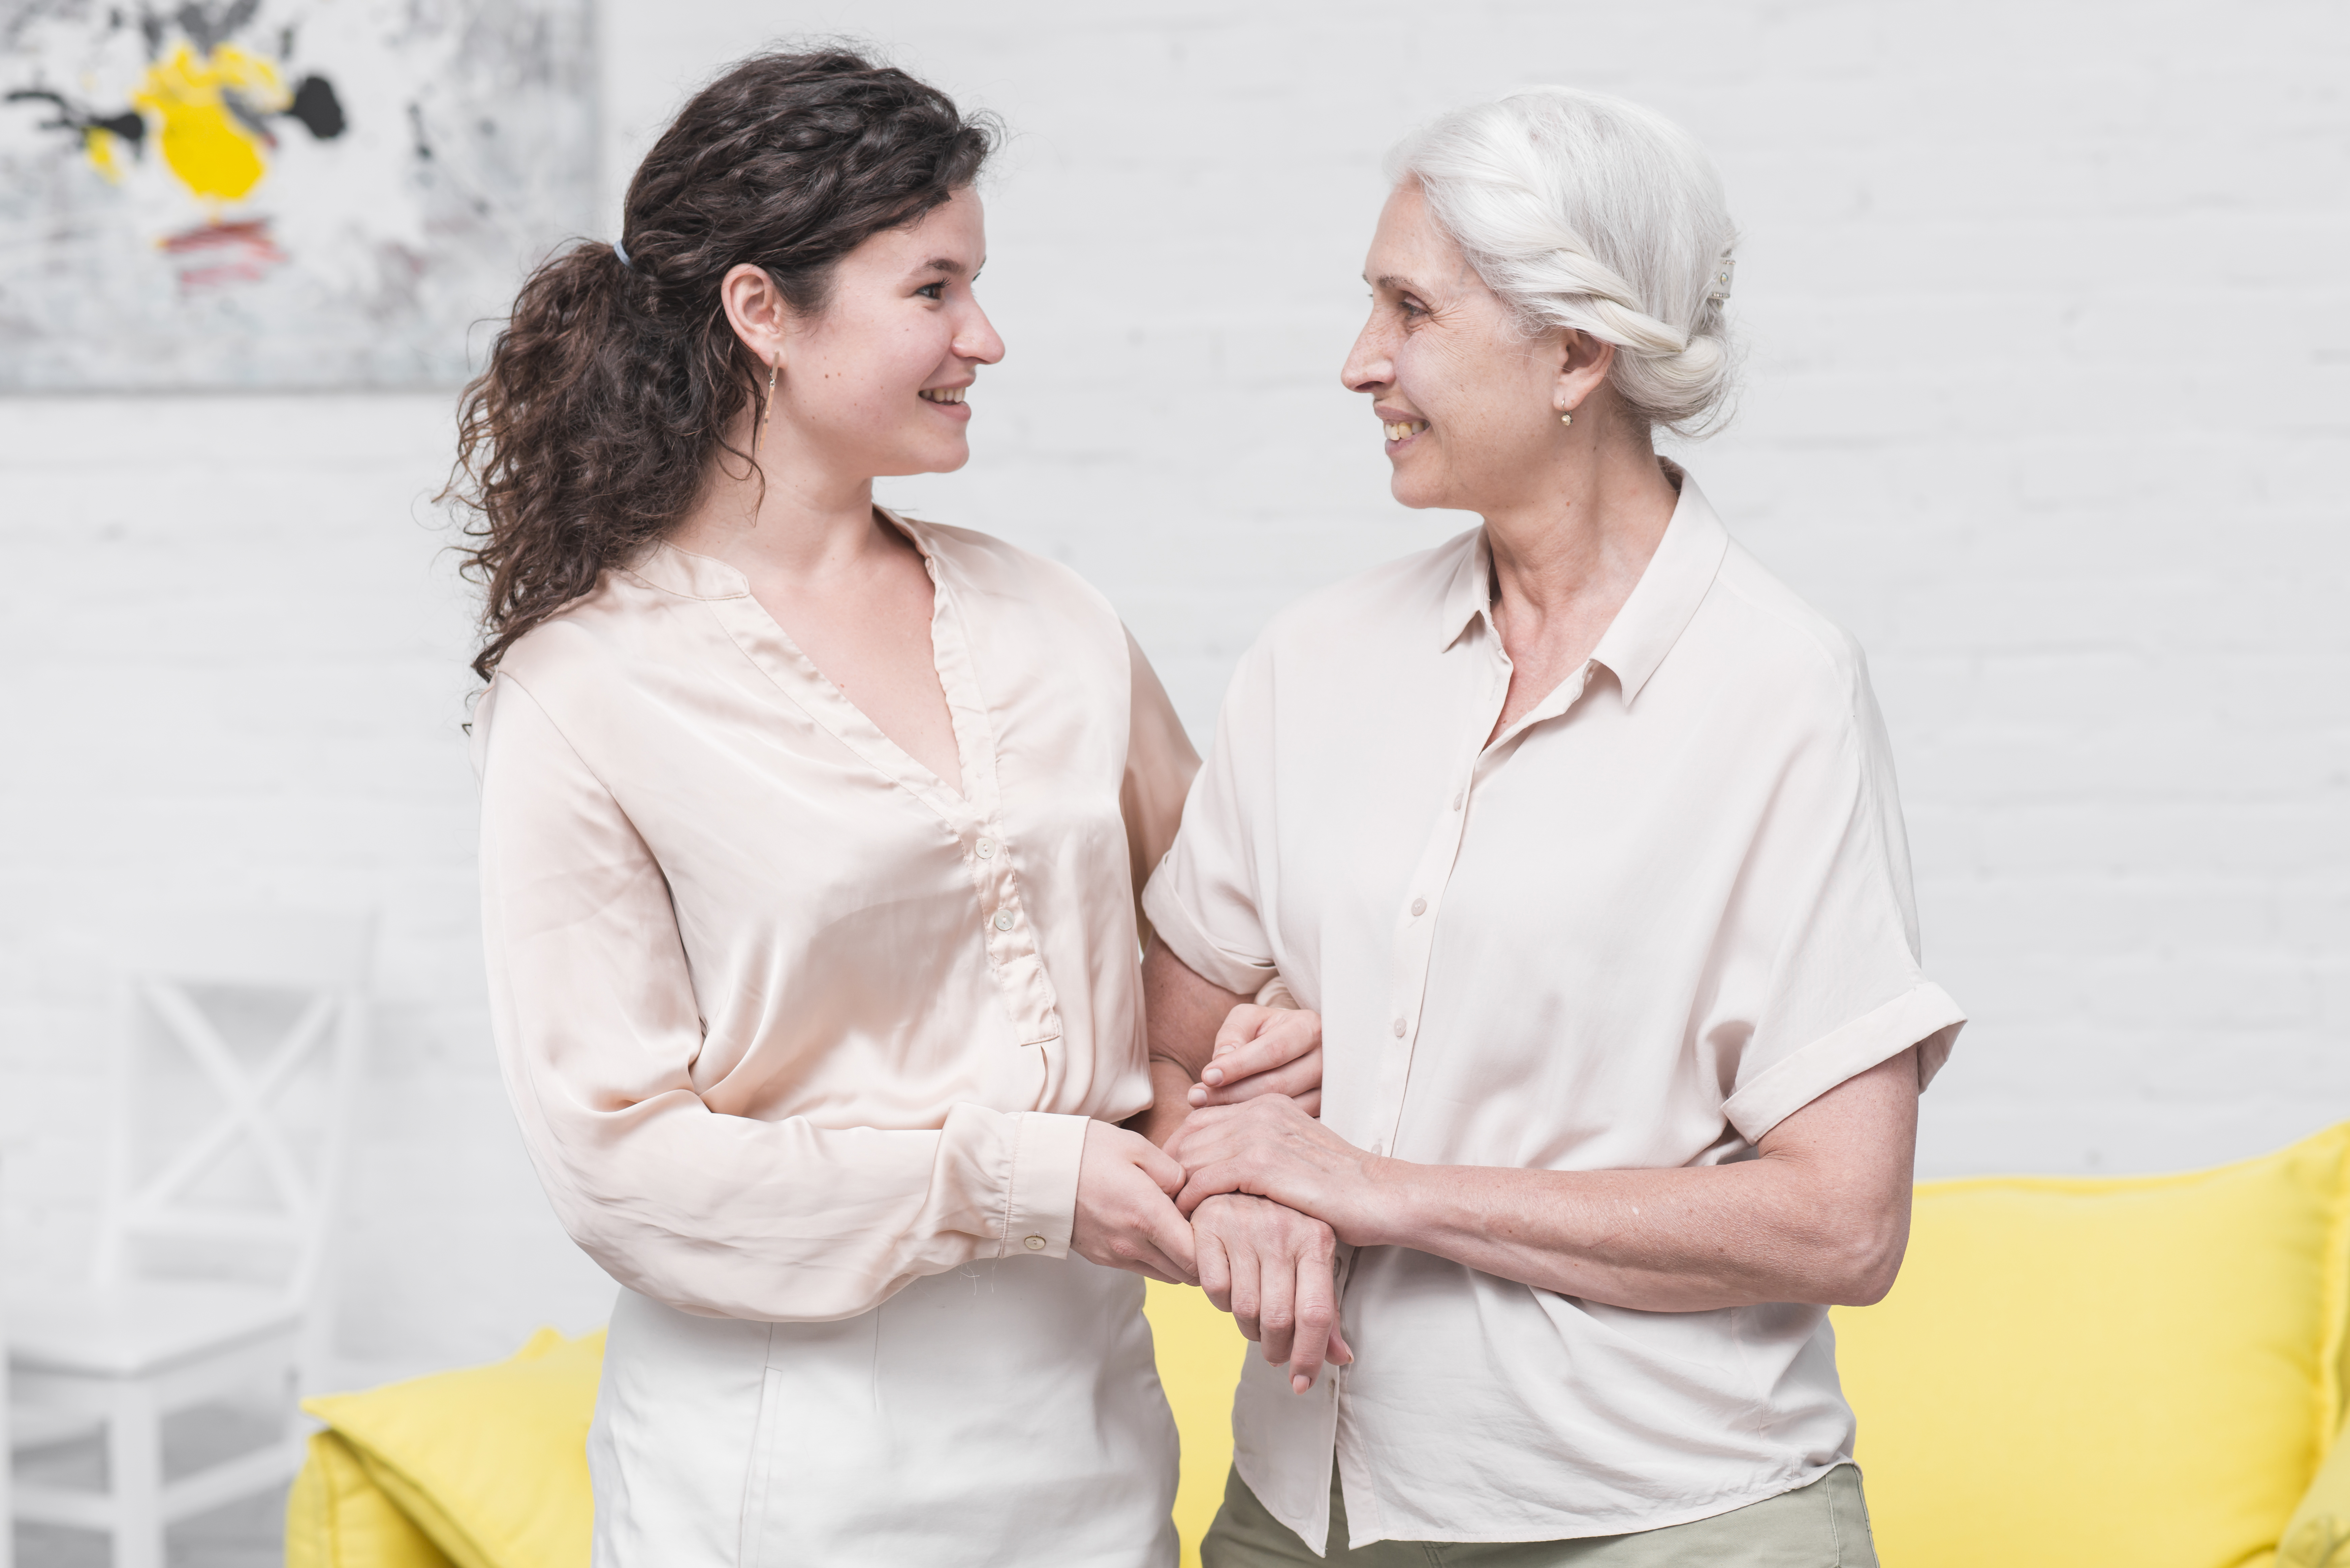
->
xmin=1146 ymin=1279 xmax=1252 ymax=1567
xmin=285 ymin=1429 xmax=455 ymax=1568
xmin=1834 ymin=1121 xmax=2350 ymax=1568
xmin=2282 ymin=1407 xmax=2350 ymax=1567
xmin=299 ymin=1326 xmax=606 ymax=1568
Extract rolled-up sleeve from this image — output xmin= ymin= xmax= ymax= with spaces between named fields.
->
xmin=1718 ymin=666 xmax=1966 ymax=1142
xmin=1141 ymin=641 xmax=1281 ymax=997
xmin=477 ymin=674 xmax=1086 ymax=1323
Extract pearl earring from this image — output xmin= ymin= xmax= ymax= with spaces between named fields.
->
xmin=1559 ymin=410 xmax=1574 ymax=426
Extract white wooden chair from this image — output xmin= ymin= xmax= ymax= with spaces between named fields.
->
xmin=7 ymin=910 xmax=373 ymax=1568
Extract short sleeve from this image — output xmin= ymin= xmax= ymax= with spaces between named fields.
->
xmin=1717 ymin=667 xmax=1966 ymax=1142
xmin=1142 ymin=639 xmax=1281 ymax=997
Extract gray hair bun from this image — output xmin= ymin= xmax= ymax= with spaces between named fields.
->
xmin=1387 ymin=88 xmax=1741 ymax=436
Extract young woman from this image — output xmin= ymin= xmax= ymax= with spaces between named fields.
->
xmin=452 ymin=50 xmax=1298 ymax=1566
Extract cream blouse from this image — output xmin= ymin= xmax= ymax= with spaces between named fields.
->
xmin=473 ymin=511 xmax=1198 ymax=1323
xmin=1145 ymin=472 xmax=1965 ymax=1548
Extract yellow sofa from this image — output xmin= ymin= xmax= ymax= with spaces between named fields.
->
xmin=289 ymin=1122 xmax=2350 ymax=1568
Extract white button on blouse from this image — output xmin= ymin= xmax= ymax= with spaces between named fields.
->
xmin=1145 ymin=472 xmax=1964 ymax=1550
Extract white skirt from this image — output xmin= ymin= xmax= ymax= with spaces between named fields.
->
xmin=588 ymin=1254 xmax=1180 ymax=1568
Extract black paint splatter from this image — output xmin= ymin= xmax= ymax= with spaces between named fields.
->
xmin=4 ymin=88 xmax=147 ymax=156
xmin=287 ymin=74 xmax=343 ymax=139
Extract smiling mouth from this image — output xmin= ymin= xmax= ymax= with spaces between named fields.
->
xmin=1384 ymin=420 xmax=1427 ymax=440
xmin=919 ymin=387 xmax=966 ymax=404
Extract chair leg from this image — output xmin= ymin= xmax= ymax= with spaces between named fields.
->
xmin=104 ymin=1385 xmax=164 ymax=1568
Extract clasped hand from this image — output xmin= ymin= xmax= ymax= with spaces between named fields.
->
xmin=1072 ymin=1003 xmax=1355 ymax=1392
xmin=1183 ymin=1006 xmax=1382 ymax=1391
xmin=1073 ymin=1002 xmax=1329 ymax=1283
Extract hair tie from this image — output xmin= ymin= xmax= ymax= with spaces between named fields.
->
xmin=612 ymin=236 xmax=632 ymax=270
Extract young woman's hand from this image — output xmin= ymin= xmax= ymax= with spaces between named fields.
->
xmin=1192 ymin=1193 xmax=1354 ymax=1393
xmin=1186 ymin=1006 xmax=1323 ymax=1114
xmin=1072 ymin=1121 xmax=1199 ymax=1284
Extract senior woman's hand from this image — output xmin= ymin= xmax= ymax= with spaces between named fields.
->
xmin=1168 ymin=1096 xmax=1387 ymax=1242
xmin=1187 ymin=1005 xmax=1324 ymax=1113
xmin=1192 ymin=1192 xmax=1355 ymax=1394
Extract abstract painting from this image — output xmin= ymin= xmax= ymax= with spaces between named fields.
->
xmin=0 ymin=0 xmax=593 ymax=389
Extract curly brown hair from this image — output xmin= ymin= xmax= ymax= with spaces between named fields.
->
xmin=444 ymin=48 xmax=1000 ymax=680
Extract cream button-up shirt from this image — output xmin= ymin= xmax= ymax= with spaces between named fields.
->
xmin=475 ymin=512 xmax=1197 ymax=1324
xmin=1145 ymin=473 xmax=1964 ymax=1549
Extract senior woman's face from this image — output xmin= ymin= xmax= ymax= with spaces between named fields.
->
xmin=1342 ymin=182 xmax=1565 ymax=515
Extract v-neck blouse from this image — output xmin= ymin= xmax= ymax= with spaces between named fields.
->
xmin=473 ymin=513 xmax=1199 ymax=1322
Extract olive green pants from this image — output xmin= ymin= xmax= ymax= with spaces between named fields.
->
xmin=1201 ymin=1463 xmax=1879 ymax=1568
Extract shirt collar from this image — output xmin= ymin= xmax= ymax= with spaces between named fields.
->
xmin=1436 ymin=463 xmax=1731 ymax=709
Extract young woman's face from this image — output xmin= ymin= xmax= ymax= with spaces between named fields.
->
xmin=1339 ymin=182 xmax=1563 ymax=515
xmin=770 ymin=185 xmax=1004 ymax=479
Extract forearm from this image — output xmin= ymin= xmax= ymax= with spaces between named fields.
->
xmin=1177 ymin=1050 xmax=1921 ymax=1312
xmin=1139 ymin=938 xmax=1251 ymax=1146
xmin=1132 ymin=1057 xmax=1196 ymax=1148
xmin=1359 ymin=1154 xmax=1908 ymax=1311
xmin=525 ymin=1097 xmax=1087 ymax=1321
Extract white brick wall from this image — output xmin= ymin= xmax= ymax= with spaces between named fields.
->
xmin=3 ymin=0 xmax=2344 ymax=1378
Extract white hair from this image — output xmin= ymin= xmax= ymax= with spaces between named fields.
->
xmin=1386 ymin=88 xmax=1740 ymax=435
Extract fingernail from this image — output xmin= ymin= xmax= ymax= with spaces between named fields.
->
xmin=1203 ymin=1069 xmax=1222 ymax=1085
xmin=1292 ymin=1375 xmax=1311 ymax=1394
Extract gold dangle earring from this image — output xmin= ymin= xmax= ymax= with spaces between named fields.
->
xmin=754 ymin=357 xmax=779 ymax=458
xmin=1559 ymin=409 xmax=1574 ymax=426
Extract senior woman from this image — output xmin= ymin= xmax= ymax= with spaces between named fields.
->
xmin=1142 ymin=89 xmax=1963 ymax=1566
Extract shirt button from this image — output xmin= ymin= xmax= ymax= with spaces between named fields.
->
xmin=1391 ymin=1018 xmax=1406 ymax=1038
xmin=993 ymin=910 xmax=1015 ymax=932
xmin=976 ymin=838 xmax=996 ymax=858
xmin=1023 ymin=1235 xmax=1046 ymax=1251
xmin=1410 ymin=898 xmax=1427 ymax=917
xmin=1369 ymin=1139 xmax=1386 ymax=1158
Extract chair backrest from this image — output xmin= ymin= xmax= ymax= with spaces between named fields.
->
xmin=94 ymin=910 xmax=376 ymax=1309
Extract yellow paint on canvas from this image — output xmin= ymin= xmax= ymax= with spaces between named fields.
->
xmin=125 ymin=42 xmax=288 ymax=203
xmin=81 ymin=124 xmax=124 ymax=182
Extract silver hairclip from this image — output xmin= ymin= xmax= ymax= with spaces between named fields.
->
xmin=1708 ymin=256 xmax=1734 ymax=303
